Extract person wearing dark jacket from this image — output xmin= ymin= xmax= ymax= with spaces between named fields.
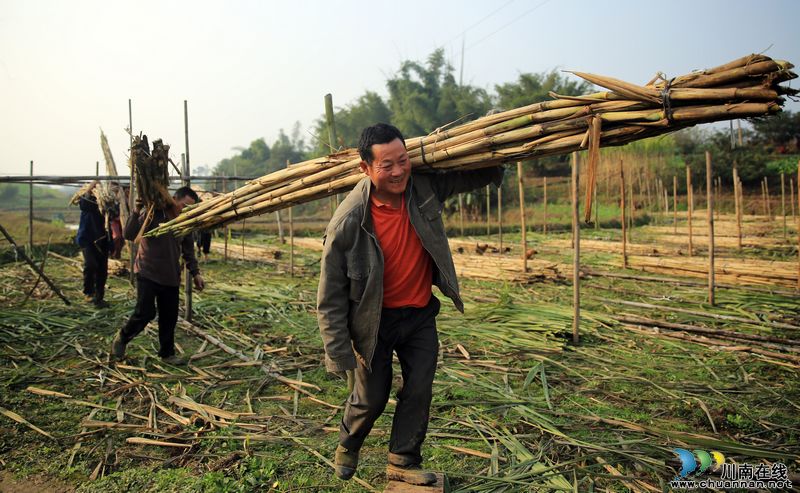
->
xmin=111 ymin=186 xmax=204 ymax=366
xmin=318 ymin=124 xmax=503 ymax=485
xmin=76 ymin=188 xmax=110 ymax=308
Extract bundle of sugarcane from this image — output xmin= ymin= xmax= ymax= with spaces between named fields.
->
xmin=148 ymin=53 xmax=797 ymax=238
xmin=131 ymin=134 xmax=175 ymax=212
xmin=68 ymin=180 xmax=116 ymax=215
xmin=612 ymin=254 xmax=797 ymax=288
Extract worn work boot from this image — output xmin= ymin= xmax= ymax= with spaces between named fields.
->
xmin=334 ymin=444 xmax=358 ymax=480
xmin=161 ymin=354 xmax=188 ymax=366
xmin=386 ymin=464 xmax=437 ymax=486
xmin=110 ymin=332 xmax=127 ymax=361
xmin=93 ymin=299 xmax=110 ymax=309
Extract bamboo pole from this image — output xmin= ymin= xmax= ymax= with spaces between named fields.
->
xmin=128 ymin=99 xmax=136 ymax=285
xmin=28 ymin=160 xmax=33 ymax=250
xmin=183 ymin=101 xmax=193 ymax=323
xmin=497 ymin=182 xmax=503 ymax=252
xmin=791 ymin=177 xmax=796 ymax=223
xmin=458 ymin=194 xmax=464 ymax=237
xmin=706 ymin=151 xmax=715 ymax=305
xmin=486 ymin=185 xmax=491 ymax=236
xmin=287 ymin=160 xmax=294 ymax=277
xmin=543 ymin=177 xmax=548 ymax=235
xmin=765 ymin=177 xmax=773 ymax=219
xmin=594 ymin=182 xmax=599 ymax=229
xmin=223 ymin=178 xmax=229 ymax=261
xmin=797 ymin=161 xmax=799 ymax=291
xmin=620 ymin=159 xmax=627 ymax=269
xmin=516 ymin=162 xmax=527 ymax=273
xmin=673 ymin=175 xmax=677 ymax=234
xmin=781 ymin=173 xmax=786 ymax=239
xmin=325 ymin=93 xmax=338 ymax=216
xmin=733 ymin=166 xmax=742 ymax=250
xmin=686 ymin=166 xmax=693 ymax=256
xmin=629 ymin=165 xmax=635 ymax=231
xmin=571 ymin=152 xmax=580 ymax=344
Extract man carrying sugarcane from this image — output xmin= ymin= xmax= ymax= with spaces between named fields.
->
xmin=110 ymin=186 xmax=204 ymax=366
xmin=318 ymin=123 xmax=503 ymax=485
xmin=76 ymin=182 xmax=111 ymax=308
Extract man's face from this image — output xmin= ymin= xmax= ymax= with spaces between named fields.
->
xmin=359 ymin=138 xmax=410 ymax=199
xmin=174 ymin=195 xmax=196 ymax=210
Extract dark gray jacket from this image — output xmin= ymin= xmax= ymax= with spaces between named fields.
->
xmin=317 ymin=167 xmax=504 ymax=373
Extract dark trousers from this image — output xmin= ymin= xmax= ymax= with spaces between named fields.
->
xmin=339 ymin=295 xmax=440 ymax=467
xmin=81 ymin=246 xmax=108 ymax=301
xmin=197 ymin=232 xmax=211 ymax=255
xmin=120 ymin=275 xmax=179 ymax=358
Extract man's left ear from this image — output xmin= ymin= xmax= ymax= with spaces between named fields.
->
xmin=358 ymin=160 xmax=369 ymax=174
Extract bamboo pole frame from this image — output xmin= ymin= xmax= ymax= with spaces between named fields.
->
xmin=486 ymin=185 xmax=491 ymax=237
xmin=28 ymin=160 xmax=33 ymax=250
xmin=458 ymin=194 xmax=464 ymax=237
xmin=498 ymin=182 xmax=503 ymax=252
xmin=733 ymin=166 xmax=742 ymax=250
xmin=288 ymin=160 xmax=294 ymax=277
xmin=516 ymin=162 xmax=527 ymax=273
xmin=673 ymin=175 xmax=677 ymax=234
xmin=620 ymin=159 xmax=628 ymax=269
xmin=706 ymin=151 xmax=715 ymax=305
xmin=183 ymin=102 xmax=193 ymax=323
xmin=571 ymin=151 xmax=580 ymax=345
xmin=781 ymin=173 xmax=786 ymax=239
xmin=686 ymin=166 xmax=693 ymax=256
xmin=543 ymin=177 xmax=548 ymax=235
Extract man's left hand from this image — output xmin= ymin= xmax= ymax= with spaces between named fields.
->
xmin=193 ymin=274 xmax=205 ymax=291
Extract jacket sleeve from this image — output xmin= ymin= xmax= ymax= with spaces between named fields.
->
xmin=428 ymin=165 xmax=505 ymax=202
xmin=316 ymin=218 xmax=356 ymax=373
xmin=180 ymin=233 xmax=200 ymax=277
xmin=123 ymin=209 xmax=144 ymax=241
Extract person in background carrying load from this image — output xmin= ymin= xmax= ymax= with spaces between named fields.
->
xmin=76 ymin=182 xmax=111 ymax=308
xmin=317 ymin=123 xmax=503 ymax=486
xmin=110 ymin=186 xmax=204 ymax=366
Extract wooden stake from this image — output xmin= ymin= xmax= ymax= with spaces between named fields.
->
xmin=765 ymin=177 xmax=772 ymax=219
xmin=673 ymin=175 xmax=677 ymax=234
xmin=620 ymin=159 xmax=627 ymax=269
xmin=288 ymin=160 xmax=294 ymax=277
xmin=543 ymin=176 xmax=548 ymax=235
xmin=485 ymin=185 xmax=491 ymax=237
xmin=128 ymin=99 xmax=136 ymax=285
xmin=497 ymin=182 xmax=503 ymax=252
xmin=516 ymin=162 xmax=527 ymax=273
xmin=182 ymin=101 xmax=193 ymax=323
xmin=686 ymin=166 xmax=693 ymax=256
xmin=733 ymin=166 xmax=742 ymax=250
xmin=571 ymin=152 xmax=580 ymax=344
xmin=791 ymin=177 xmax=796 ymax=223
xmin=706 ymin=151 xmax=715 ymax=305
xmin=458 ymin=193 xmax=464 ymax=237
xmin=781 ymin=173 xmax=786 ymax=239
xmin=223 ymin=178 xmax=229 ymax=261
xmin=28 ymin=160 xmax=33 ymax=250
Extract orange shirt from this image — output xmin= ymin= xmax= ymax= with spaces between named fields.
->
xmin=370 ymin=194 xmax=432 ymax=308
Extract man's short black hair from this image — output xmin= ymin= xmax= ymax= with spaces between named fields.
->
xmin=174 ymin=186 xmax=200 ymax=202
xmin=358 ymin=123 xmax=405 ymax=164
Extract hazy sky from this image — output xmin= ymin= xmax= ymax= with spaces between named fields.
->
xmin=1 ymin=0 xmax=798 ymax=177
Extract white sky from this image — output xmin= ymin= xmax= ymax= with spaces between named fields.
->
xmin=1 ymin=0 xmax=798 ymax=177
